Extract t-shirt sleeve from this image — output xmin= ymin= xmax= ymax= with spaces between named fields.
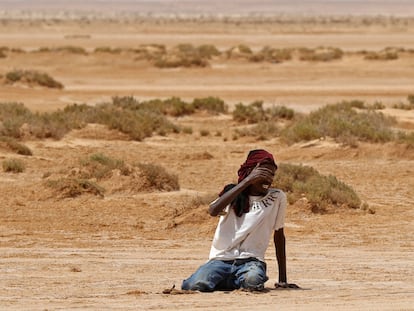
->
xmin=273 ymin=191 xmax=287 ymax=231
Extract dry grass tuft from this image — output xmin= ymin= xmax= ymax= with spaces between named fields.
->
xmin=274 ymin=163 xmax=362 ymax=213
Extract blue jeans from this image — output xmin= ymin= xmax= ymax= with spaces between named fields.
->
xmin=181 ymin=258 xmax=268 ymax=292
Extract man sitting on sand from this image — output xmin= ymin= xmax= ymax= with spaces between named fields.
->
xmin=182 ymin=149 xmax=299 ymax=292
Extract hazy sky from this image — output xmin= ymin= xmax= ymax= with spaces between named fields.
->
xmin=0 ymin=0 xmax=413 ymax=17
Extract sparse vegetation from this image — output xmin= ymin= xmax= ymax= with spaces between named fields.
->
xmin=136 ymin=163 xmax=179 ymax=191
xmin=2 ymin=158 xmax=25 ymax=173
xmin=298 ymin=47 xmax=343 ymax=62
xmin=45 ymin=153 xmax=180 ymax=198
xmin=274 ymin=163 xmax=362 ymax=213
xmin=46 ymin=178 xmax=105 ymax=198
xmin=0 ymin=136 xmax=32 ymax=155
xmin=5 ymin=69 xmax=64 ymax=89
xmin=393 ymin=95 xmax=414 ymax=110
xmin=191 ymin=97 xmax=228 ymax=114
xmin=233 ymin=101 xmax=295 ymax=124
xmin=281 ymin=101 xmax=396 ymax=146
xmin=94 ymin=47 xmax=122 ymax=54
xmin=364 ymin=50 xmax=398 ymax=60
xmin=79 ymin=153 xmax=131 ymax=180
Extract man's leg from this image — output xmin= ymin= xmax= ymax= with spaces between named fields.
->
xmin=234 ymin=260 xmax=268 ymax=291
xmin=181 ymin=260 xmax=232 ymax=292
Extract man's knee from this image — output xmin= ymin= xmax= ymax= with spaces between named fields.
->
xmin=240 ymin=273 xmax=267 ymax=291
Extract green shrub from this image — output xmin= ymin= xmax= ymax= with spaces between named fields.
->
xmin=233 ymin=101 xmax=267 ymax=124
xmin=55 ymin=46 xmax=88 ymax=55
xmin=251 ymin=47 xmax=293 ymax=63
xmin=0 ymin=99 xmax=180 ymax=141
xmin=274 ymin=163 xmax=361 ymax=212
xmin=393 ymin=102 xmax=414 ymax=110
xmin=235 ymin=121 xmax=280 ymax=140
xmin=397 ymin=131 xmax=414 ymax=148
xmin=197 ymin=44 xmax=221 ymax=59
xmin=364 ymin=51 xmax=398 ymax=60
xmin=233 ymin=101 xmax=295 ymax=124
xmin=5 ymin=70 xmax=64 ymax=89
xmin=299 ymin=47 xmax=343 ymax=62
xmin=0 ymin=102 xmax=34 ymax=138
xmin=0 ymin=136 xmax=32 ymax=155
xmin=94 ymin=47 xmax=122 ymax=54
xmin=80 ymin=153 xmax=130 ymax=180
xmin=408 ymin=95 xmax=414 ymax=105
xmin=136 ymin=163 xmax=179 ymax=191
xmin=182 ymin=126 xmax=193 ymax=134
xmin=2 ymin=158 xmax=25 ymax=173
xmin=191 ymin=97 xmax=228 ymax=114
xmin=282 ymin=101 xmax=396 ymax=145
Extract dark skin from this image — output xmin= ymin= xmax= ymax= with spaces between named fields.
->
xmin=209 ymin=163 xmax=299 ymax=289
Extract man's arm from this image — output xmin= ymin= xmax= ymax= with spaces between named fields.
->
xmin=274 ymin=228 xmax=287 ymax=283
xmin=208 ymin=166 xmax=274 ymax=216
xmin=274 ymin=228 xmax=300 ymax=288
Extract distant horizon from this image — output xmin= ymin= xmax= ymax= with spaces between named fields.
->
xmin=1 ymin=0 xmax=414 ymax=18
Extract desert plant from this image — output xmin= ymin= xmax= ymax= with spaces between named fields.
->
xmin=364 ymin=51 xmax=398 ymax=60
xmin=2 ymin=158 xmax=25 ymax=173
xmin=200 ymin=129 xmax=210 ymax=136
xmin=397 ymin=131 xmax=414 ymax=148
xmin=251 ymin=47 xmax=293 ymax=63
xmin=136 ymin=163 xmax=179 ymax=191
xmin=233 ymin=101 xmax=295 ymax=124
xmin=0 ymin=136 xmax=32 ymax=155
xmin=191 ymin=97 xmax=228 ymax=114
xmin=298 ymin=47 xmax=343 ymax=62
xmin=274 ymin=163 xmax=361 ymax=213
xmin=197 ymin=44 xmax=221 ymax=59
xmin=80 ymin=153 xmax=130 ymax=180
xmin=55 ymin=46 xmax=88 ymax=55
xmin=94 ymin=47 xmax=122 ymax=54
xmin=282 ymin=101 xmax=396 ymax=145
xmin=45 ymin=178 xmax=105 ymax=198
xmin=408 ymin=94 xmax=414 ymax=105
xmin=5 ymin=70 xmax=63 ymax=89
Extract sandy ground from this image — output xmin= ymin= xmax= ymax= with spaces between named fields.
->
xmin=1 ymin=17 xmax=414 ymax=310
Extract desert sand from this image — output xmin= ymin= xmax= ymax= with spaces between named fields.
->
xmin=0 ymin=5 xmax=414 ymax=311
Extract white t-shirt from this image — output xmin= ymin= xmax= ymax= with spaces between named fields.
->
xmin=209 ymin=189 xmax=287 ymax=262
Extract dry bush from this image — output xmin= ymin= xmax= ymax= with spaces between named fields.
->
xmin=298 ymin=47 xmax=343 ymax=62
xmin=233 ymin=101 xmax=295 ymax=124
xmin=79 ymin=153 xmax=131 ymax=180
xmin=226 ymin=44 xmax=253 ymax=59
xmin=197 ymin=44 xmax=221 ymax=59
xmin=274 ymin=163 xmax=362 ymax=213
xmin=364 ymin=50 xmax=398 ymax=60
xmin=45 ymin=178 xmax=105 ymax=198
xmin=45 ymin=154 xmax=179 ymax=198
xmin=393 ymin=95 xmax=414 ymax=110
xmin=191 ymin=96 xmax=228 ymax=114
xmin=2 ymin=158 xmax=25 ymax=173
xmin=282 ymin=101 xmax=396 ymax=146
xmin=235 ymin=121 xmax=280 ymax=141
xmin=0 ymin=136 xmax=32 ymax=155
xmin=136 ymin=163 xmax=179 ymax=192
xmin=250 ymin=46 xmax=293 ymax=63
xmin=5 ymin=69 xmax=64 ymax=89
xmin=34 ymin=46 xmax=87 ymax=55
xmin=94 ymin=47 xmax=122 ymax=54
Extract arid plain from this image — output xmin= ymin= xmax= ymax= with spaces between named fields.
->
xmin=0 ymin=13 xmax=414 ymax=310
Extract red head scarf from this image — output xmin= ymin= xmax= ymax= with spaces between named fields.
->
xmin=237 ymin=149 xmax=277 ymax=183
xmin=219 ymin=149 xmax=277 ymax=217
